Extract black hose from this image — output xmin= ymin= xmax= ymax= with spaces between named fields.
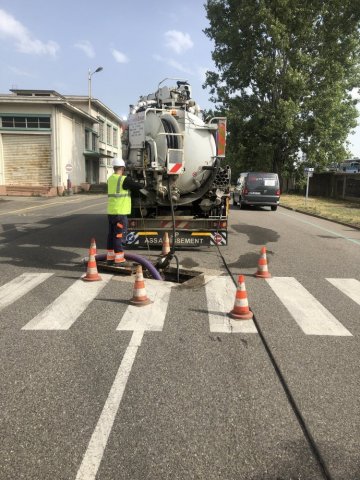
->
xmin=95 ymin=253 xmax=162 ymax=280
xmin=215 ymin=244 xmax=333 ymax=480
xmin=161 ymin=117 xmax=178 ymax=149
xmin=165 ymin=176 xmax=180 ymax=282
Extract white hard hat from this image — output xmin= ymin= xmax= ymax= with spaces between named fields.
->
xmin=112 ymin=157 xmax=126 ymax=167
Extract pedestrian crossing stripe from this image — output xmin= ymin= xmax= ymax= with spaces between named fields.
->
xmin=326 ymin=278 xmax=360 ymax=306
xmin=22 ymin=274 xmax=112 ymax=330
xmin=205 ymin=275 xmax=257 ymax=333
xmin=0 ymin=273 xmax=357 ymax=335
xmin=266 ymin=277 xmax=352 ymax=336
xmin=0 ymin=273 xmax=53 ymax=312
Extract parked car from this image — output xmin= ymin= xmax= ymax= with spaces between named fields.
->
xmin=233 ymin=172 xmax=280 ymax=211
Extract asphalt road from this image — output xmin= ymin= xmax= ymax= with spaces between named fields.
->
xmin=0 ymin=194 xmax=359 ymax=480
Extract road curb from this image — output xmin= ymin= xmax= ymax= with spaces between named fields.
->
xmin=279 ymin=204 xmax=360 ymax=231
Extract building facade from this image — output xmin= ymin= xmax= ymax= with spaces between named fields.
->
xmin=0 ymin=89 xmax=123 ymax=196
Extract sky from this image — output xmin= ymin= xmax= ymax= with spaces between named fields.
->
xmin=0 ymin=0 xmax=359 ymax=158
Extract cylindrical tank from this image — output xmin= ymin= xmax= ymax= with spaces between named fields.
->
xmin=123 ymin=80 xmax=227 ymax=209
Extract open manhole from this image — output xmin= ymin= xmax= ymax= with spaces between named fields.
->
xmin=96 ymin=261 xmax=203 ymax=285
xmin=156 ymin=266 xmax=203 ymax=284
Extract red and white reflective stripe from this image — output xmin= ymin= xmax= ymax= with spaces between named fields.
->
xmin=217 ymin=119 xmax=226 ymax=157
xmin=160 ymin=220 xmax=189 ymax=228
xmin=168 ymin=163 xmax=183 ymax=174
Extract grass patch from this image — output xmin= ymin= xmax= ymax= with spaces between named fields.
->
xmin=280 ymin=194 xmax=360 ymax=229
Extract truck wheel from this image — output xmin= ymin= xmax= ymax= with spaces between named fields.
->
xmin=271 ymin=205 xmax=278 ymax=211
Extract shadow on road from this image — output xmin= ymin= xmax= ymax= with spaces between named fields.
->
xmin=0 ymin=213 xmax=108 ymax=272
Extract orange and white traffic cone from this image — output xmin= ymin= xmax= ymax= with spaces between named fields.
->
xmin=89 ymin=237 xmax=97 ymax=256
xmin=130 ymin=265 xmax=152 ymax=306
xmin=82 ymin=239 xmax=102 ymax=282
xmin=255 ymin=246 xmax=271 ymax=278
xmin=228 ymin=275 xmax=253 ymax=320
xmin=161 ymin=232 xmax=171 ymax=256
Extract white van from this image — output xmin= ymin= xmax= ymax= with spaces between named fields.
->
xmin=340 ymin=161 xmax=360 ymax=173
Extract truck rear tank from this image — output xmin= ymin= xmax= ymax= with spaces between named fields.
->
xmin=122 ymin=79 xmax=230 ymax=247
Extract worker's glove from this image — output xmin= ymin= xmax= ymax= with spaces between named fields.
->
xmin=139 ymin=188 xmax=149 ymax=197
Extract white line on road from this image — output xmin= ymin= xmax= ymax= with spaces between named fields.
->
xmin=205 ymin=275 xmax=257 ymax=333
xmin=326 ymin=278 xmax=360 ymax=306
xmin=77 ymin=280 xmax=172 ymax=479
xmin=22 ymin=274 xmax=112 ymax=330
xmin=0 ymin=197 xmax=83 ymax=216
xmin=266 ymin=277 xmax=352 ymax=336
xmin=117 ymin=279 xmax=172 ymax=331
xmin=75 ymin=329 xmax=144 ymax=480
xmin=0 ymin=273 xmax=53 ymax=311
xmin=279 ymin=211 xmax=360 ymax=246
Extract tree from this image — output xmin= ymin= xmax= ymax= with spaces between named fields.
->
xmin=204 ymin=0 xmax=360 ymax=181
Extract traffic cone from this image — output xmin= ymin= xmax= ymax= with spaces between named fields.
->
xmin=161 ymin=232 xmax=171 ymax=256
xmin=89 ymin=237 xmax=97 ymax=256
xmin=255 ymin=246 xmax=271 ymax=278
xmin=82 ymin=239 xmax=102 ymax=282
xmin=228 ymin=275 xmax=253 ymax=320
xmin=130 ymin=265 xmax=152 ymax=306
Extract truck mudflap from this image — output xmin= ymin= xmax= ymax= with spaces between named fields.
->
xmin=126 ymin=230 xmax=227 ymax=247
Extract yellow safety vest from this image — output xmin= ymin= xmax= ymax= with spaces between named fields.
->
xmin=107 ymin=174 xmax=131 ymax=215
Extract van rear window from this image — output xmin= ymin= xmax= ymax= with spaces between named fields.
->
xmin=247 ymin=174 xmax=278 ymax=188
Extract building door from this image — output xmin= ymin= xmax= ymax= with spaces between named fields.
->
xmin=2 ymin=134 xmax=52 ymax=186
xmin=85 ymin=157 xmax=100 ymax=184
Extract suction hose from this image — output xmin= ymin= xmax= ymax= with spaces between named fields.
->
xmin=95 ymin=253 xmax=162 ymax=280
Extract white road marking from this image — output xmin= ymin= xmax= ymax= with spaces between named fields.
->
xmin=22 ymin=274 xmax=112 ymax=330
xmin=266 ymin=277 xmax=352 ymax=336
xmin=279 ymin=211 xmax=360 ymax=246
xmin=75 ymin=329 xmax=144 ymax=480
xmin=117 ymin=279 xmax=172 ymax=331
xmin=77 ymin=279 xmax=172 ymax=479
xmin=0 ymin=273 xmax=53 ymax=311
xmin=205 ymin=275 xmax=257 ymax=333
xmin=326 ymin=278 xmax=360 ymax=306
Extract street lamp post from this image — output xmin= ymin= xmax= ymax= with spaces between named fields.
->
xmin=88 ymin=66 xmax=103 ymax=114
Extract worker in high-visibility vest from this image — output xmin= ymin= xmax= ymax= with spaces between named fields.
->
xmin=107 ymin=157 xmax=146 ymax=266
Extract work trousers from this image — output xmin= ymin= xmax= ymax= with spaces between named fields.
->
xmin=107 ymin=214 xmax=128 ymax=253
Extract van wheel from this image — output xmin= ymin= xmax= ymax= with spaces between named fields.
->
xmin=271 ymin=205 xmax=278 ymax=211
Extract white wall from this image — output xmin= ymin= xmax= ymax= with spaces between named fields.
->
xmin=59 ymin=112 xmax=86 ymax=187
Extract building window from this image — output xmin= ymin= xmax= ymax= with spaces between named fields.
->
xmin=92 ymin=133 xmax=97 ymax=151
xmin=107 ymin=124 xmax=111 ymax=144
xmin=113 ymin=128 xmax=118 ymax=147
xmin=99 ymin=120 xmax=105 ymax=142
xmin=85 ymin=129 xmax=98 ymax=151
xmin=0 ymin=115 xmax=51 ymax=129
xmin=85 ymin=130 xmax=91 ymax=150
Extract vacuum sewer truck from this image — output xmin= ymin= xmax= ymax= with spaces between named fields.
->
xmin=122 ymin=79 xmax=230 ymax=248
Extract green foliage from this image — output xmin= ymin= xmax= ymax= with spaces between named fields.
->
xmin=204 ymin=0 xmax=360 ymax=183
